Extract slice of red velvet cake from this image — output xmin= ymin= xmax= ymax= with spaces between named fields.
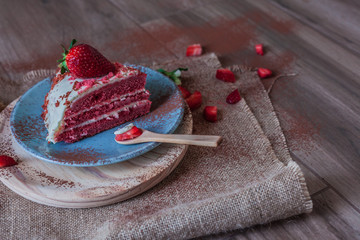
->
xmin=42 ymin=40 xmax=151 ymax=143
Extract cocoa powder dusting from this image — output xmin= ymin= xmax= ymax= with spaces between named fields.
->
xmin=143 ymin=17 xmax=256 ymax=56
xmin=246 ymin=9 xmax=295 ymax=34
xmin=11 ymin=116 xmax=45 ymax=143
xmin=280 ymin=108 xmax=321 ymax=154
xmin=49 ymin=147 xmax=106 ymax=165
xmin=34 ymin=170 xmax=76 ymax=188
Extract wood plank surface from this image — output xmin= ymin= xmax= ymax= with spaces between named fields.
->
xmin=0 ymin=0 xmax=359 ymax=239
xmin=205 ymin=189 xmax=360 ymax=240
xmin=0 ymin=0 xmax=176 ymax=105
xmin=0 ymin=100 xmax=191 ymax=208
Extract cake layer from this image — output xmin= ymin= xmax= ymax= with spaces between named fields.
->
xmin=68 ymin=72 xmax=146 ymax=114
xmin=63 ymin=89 xmax=150 ymax=128
xmin=56 ymin=100 xmax=151 ymax=143
xmin=43 ymin=63 xmax=146 ymax=143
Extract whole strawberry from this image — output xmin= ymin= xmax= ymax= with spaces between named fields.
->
xmin=58 ymin=39 xmax=115 ymax=78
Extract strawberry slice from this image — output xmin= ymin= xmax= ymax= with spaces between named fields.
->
xmin=255 ymin=44 xmax=264 ymax=55
xmin=115 ymin=125 xmax=143 ymax=141
xmin=203 ymin=106 xmax=218 ymax=122
xmin=186 ymin=91 xmax=202 ymax=110
xmin=186 ymin=44 xmax=202 ymax=56
xmin=178 ymin=86 xmax=191 ymax=98
xmin=58 ymin=39 xmax=115 ymax=78
xmin=0 ymin=155 xmax=17 ymax=168
xmin=226 ymin=89 xmax=241 ymax=104
xmin=257 ymin=68 xmax=273 ymax=78
xmin=216 ymin=69 xmax=235 ymax=83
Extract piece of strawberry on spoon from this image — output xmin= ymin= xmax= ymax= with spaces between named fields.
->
xmin=114 ymin=124 xmax=222 ymax=147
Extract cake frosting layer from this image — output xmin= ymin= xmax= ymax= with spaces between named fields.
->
xmin=56 ymin=100 xmax=151 ymax=143
xmin=64 ymin=90 xmax=150 ymax=128
xmin=42 ymin=63 xmax=151 ymax=143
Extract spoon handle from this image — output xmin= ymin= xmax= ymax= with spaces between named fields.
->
xmin=141 ymin=131 xmax=222 ymax=147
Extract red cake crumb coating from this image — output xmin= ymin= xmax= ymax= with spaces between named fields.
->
xmin=56 ymin=100 xmax=151 ymax=143
xmin=64 ymin=90 xmax=150 ymax=128
xmin=43 ymin=62 xmax=152 ymax=143
xmin=66 ymin=72 xmax=147 ymax=114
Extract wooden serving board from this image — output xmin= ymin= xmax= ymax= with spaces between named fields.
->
xmin=0 ymin=100 xmax=192 ymax=208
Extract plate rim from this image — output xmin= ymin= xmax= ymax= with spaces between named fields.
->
xmin=10 ymin=65 xmax=185 ymax=167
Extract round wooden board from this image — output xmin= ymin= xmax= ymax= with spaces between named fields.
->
xmin=0 ymin=99 xmax=192 ymax=208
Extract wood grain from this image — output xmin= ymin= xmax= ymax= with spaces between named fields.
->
xmin=0 ymin=100 xmax=192 ymax=208
xmin=204 ymin=189 xmax=360 ymax=240
xmin=0 ymin=0 xmax=176 ymax=105
xmin=0 ymin=0 xmax=359 ymax=238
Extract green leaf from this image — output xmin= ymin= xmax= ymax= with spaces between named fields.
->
xmin=61 ymin=45 xmax=68 ymax=55
xmin=57 ymin=39 xmax=77 ymax=72
xmin=156 ymin=67 xmax=188 ymax=85
xmin=157 ymin=69 xmax=166 ymax=74
xmin=69 ymin=39 xmax=77 ymax=50
xmin=171 ymin=76 xmax=181 ymax=85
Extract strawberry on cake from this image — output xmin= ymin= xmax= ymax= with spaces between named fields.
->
xmin=42 ymin=39 xmax=151 ymax=143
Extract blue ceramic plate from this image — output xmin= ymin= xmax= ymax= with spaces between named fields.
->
xmin=10 ymin=65 xmax=184 ymax=167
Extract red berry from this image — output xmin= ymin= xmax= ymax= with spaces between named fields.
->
xmin=59 ymin=40 xmax=115 ymax=78
xmin=186 ymin=91 xmax=202 ymax=110
xmin=0 ymin=155 xmax=17 ymax=168
xmin=186 ymin=44 xmax=202 ymax=56
xmin=178 ymin=86 xmax=191 ymax=99
xmin=255 ymin=44 xmax=264 ymax=55
xmin=66 ymin=44 xmax=115 ymax=78
xmin=203 ymin=106 xmax=217 ymax=122
xmin=216 ymin=69 xmax=235 ymax=83
xmin=115 ymin=126 xmax=143 ymax=141
xmin=226 ymin=89 xmax=241 ymax=104
xmin=257 ymin=68 xmax=272 ymax=78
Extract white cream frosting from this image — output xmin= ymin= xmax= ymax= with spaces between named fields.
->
xmin=64 ymin=89 xmax=148 ymax=119
xmin=62 ymin=100 xmax=148 ymax=132
xmin=114 ymin=123 xmax=135 ymax=135
xmin=44 ymin=64 xmax=140 ymax=143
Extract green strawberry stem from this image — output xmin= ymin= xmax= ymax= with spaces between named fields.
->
xmin=157 ymin=67 xmax=188 ymax=85
xmin=58 ymin=39 xmax=77 ymax=74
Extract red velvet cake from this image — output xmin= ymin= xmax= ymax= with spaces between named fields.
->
xmin=42 ymin=40 xmax=151 ymax=143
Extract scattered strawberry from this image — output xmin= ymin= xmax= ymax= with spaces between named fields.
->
xmin=257 ymin=68 xmax=273 ymax=78
xmin=58 ymin=39 xmax=115 ymax=78
xmin=115 ymin=126 xmax=143 ymax=141
xmin=178 ymin=86 xmax=191 ymax=99
xmin=226 ymin=89 xmax=241 ymax=104
xmin=203 ymin=106 xmax=218 ymax=122
xmin=186 ymin=44 xmax=202 ymax=56
xmin=216 ymin=68 xmax=235 ymax=83
xmin=0 ymin=155 xmax=17 ymax=168
xmin=255 ymin=44 xmax=264 ymax=55
xmin=186 ymin=91 xmax=202 ymax=110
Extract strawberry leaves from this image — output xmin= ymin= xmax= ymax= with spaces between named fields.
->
xmin=58 ymin=39 xmax=77 ymax=74
xmin=157 ymin=68 xmax=188 ymax=85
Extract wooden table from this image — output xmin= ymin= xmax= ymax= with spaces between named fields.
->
xmin=1 ymin=0 xmax=359 ymax=239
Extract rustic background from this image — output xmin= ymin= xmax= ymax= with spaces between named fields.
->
xmin=0 ymin=0 xmax=359 ymax=239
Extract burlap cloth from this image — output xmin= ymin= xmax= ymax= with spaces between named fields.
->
xmin=0 ymin=53 xmax=312 ymax=239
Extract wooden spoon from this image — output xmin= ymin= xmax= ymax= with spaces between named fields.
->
xmin=115 ymin=129 xmax=222 ymax=147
